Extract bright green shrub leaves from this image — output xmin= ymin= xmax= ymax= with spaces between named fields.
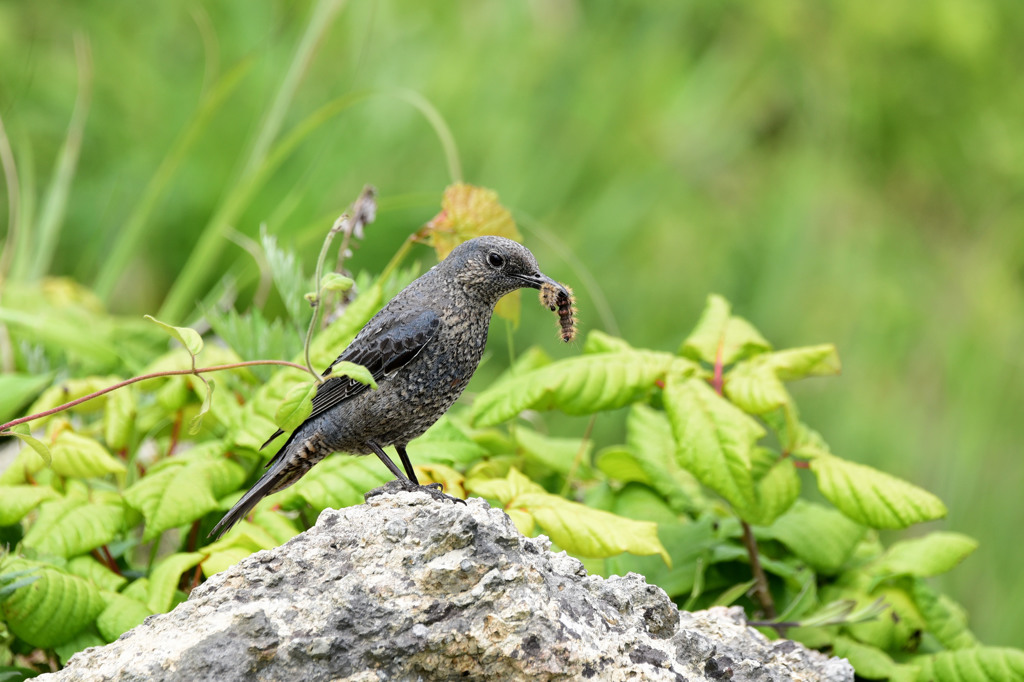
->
xmin=0 ymin=558 xmax=105 ymax=649
xmin=471 ymin=346 xmax=697 ymax=426
xmin=665 ymin=377 xmax=762 ymax=512
xmin=21 ymin=498 xmax=125 ymax=558
xmin=868 ymin=532 xmax=978 ymax=578
xmin=678 ymin=294 xmax=771 ymax=365
xmin=801 ymin=448 xmax=947 ymax=528
xmin=466 ymin=468 xmax=669 ymax=564
xmin=0 ymin=486 xmax=59 ymax=525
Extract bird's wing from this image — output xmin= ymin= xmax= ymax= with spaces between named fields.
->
xmin=260 ymin=308 xmax=441 ymax=452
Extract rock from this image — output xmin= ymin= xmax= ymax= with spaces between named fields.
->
xmin=42 ymin=485 xmax=853 ymax=681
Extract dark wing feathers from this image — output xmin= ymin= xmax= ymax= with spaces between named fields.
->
xmin=259 ymin=309 xmax=440 ymax=454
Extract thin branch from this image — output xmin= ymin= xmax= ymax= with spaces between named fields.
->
xmin=740 ymin=520 xmax=776 ymax=619
xmin=0 ymin=359 xmax=310 ymax=434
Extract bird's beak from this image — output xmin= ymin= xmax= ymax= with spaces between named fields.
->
xmin=515 ymin=271 xmax=568 ymax=297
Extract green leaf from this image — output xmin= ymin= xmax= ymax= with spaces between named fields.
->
xmin=124 ymin=455 xmax=245 ymax=541
xmin=514 ymin=426 xmax=592 ymax=477
xmin=595 ymin=447 xmax=651 ymax=485
xmin=760 ymin=344 xmax=841 ymax=381
xmin=803 ymin=449 xmax=947 ymax=529
xmin=324 ymin=360 xmax=377 ymax=388
xmin=102 ymin=386 xmax=136 ymax=451
xmin=21 ymin=498 xmax=125 ymax=558
xmin=405 ymin=417 xmax=487 ymax=467
xmin=625 ymin=404 xmax=704 ymax=512
xmin=759 ymin=500 xmax=866 ymax=575
xmin=0 ymin=485 xmax=59 ymax=525
xmin=582 ymin=330 xmax=634 ymax=354
xmin=275 ymin=381 xmax=315 ymax=433
xmin=913 ymin=647 xmax=1024 ymax=682
xmin=724 ymin=361 xmax=790 ymax=414
xmin=469 ymin=468 xmax=669 ymax=564
xmin=472 ymin=350 xmax=697 ymax=427
xmin=0 ymin=558 xmax=105 ymax=648
xmin=679 ymin=294 xmax=771 ymax=365
xmin=912 ymin=580 xmax=978 ymax=650
xmin=147 ymin=552 xmax=203 ymax=613
xmin=664 ymin=377 xmax=763 ymax=510
xmin=518 ymin=491 xmax=669 ymax=564
xmin=261 ymin=231 xmax=311 ymax=326
xmin=605 ymin=517 xmax=717 ymax=598
xmin=54 ymin=626 xmax=107 ymax=666
xmin=868 ymin=532 xmax=978 ymax=578
xmin=308 ymin=284 xmax=383 ymax=369
xmin=275 ymin=455 xmax=390 ymax=513
xmin=96 ymin=591 xmax=152 ymax=642
xmin=144 ymin=315 xmax=204 ymax=357
xmin=9 ymin=426 xmax=51 ymax=467
xmin=188 ymin=378 xmax=215 ymax=435
xmin=0 ymin=372 xmax=53 ymax=424
xmin=51 ymin=431 xmax=127 ymax=479
xmin=319 ymin=272 xmax=354 ymax=293
xmin=66 ymin=556 xmax=127 ymax=592
xmin=740 ymin=454 xmax=800 ymax=526
xmin=832 ymin=636 xmax=912 ymax=681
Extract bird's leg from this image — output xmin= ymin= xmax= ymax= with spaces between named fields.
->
xmin=396 ymin=444 xmax=421 ymax=485
xmin=366 ymin=441 xmax=465 ymax=505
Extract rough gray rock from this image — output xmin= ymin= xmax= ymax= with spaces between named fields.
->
xmin=44 ymin=486 xmax=853 ymax=681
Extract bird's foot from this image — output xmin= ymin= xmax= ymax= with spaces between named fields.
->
xmin=364 ymin=478 xmax=467 ymax=505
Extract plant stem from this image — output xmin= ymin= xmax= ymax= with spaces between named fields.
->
xmin=740 ymin=520 xmax=776 ymax=619
xmin=0 ymin=359 xmax=311 ymax=434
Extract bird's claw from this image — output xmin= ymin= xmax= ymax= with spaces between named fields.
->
xmin=413 ymin=480 xmax=467 ymax=505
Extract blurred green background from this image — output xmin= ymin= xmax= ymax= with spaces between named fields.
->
xmin=1 ymin=0 xmax=1021 ymax=647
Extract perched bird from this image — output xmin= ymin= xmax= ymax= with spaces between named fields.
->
xmin=211 ymin=236 xmax=568 ymax=538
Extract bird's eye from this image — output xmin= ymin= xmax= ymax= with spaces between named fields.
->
xmin=487 ymin=252 xmax=505 ymax=269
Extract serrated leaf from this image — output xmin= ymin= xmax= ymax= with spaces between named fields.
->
xmin=144 ymin=315 xmax=203 ymax=357
xmin=664 ymin=377 xmax=763 ymax=510
xmin=250 ymin=508 xmax=302 ymax=546
xmin=96 ymin=591 xmax=151 ymax=642
xmin=913 ymin=648 xmax=1024 ymax=682
xmin=912 ymin=580 xmax=978 ymax=650
xmin=274 ymin=381 xmax=315 ymax=433
xmin=188 ymin=378 xmax=215 ymax=435
xmin=846 ymin=585 xmax=926 ymax=651
xmin=261 ymin=231 xmax=311 ymax=326
xmin=55 ymin=626 xmax=107 ymax=666
xmin=102 ymin=386 xmax=136 ymax=451
xmin=604 ymin=517 xmax=716 ymax=598
xmin=275 ymin=455 xmax=390 ymax=513
xmin=625 ymin=404 xmax=704 ymax=512
xmin=760 ymin=500 xmax=866 ymax=575
xmin=308 ymin=284 xmax=382 ymax=369
xmin=583 ymin=330 xmax=634 ymax=354
xmin=471 ymin=351 xmax=697 ymax=427
xmin=761 ymin=344 xmax=841 ymax=381
xmin=51 ymin=431 xmax=126 ymax=479
xmin=868 ymin=532 xmax=978 ymax=578
xmin=21 ymin=498 xmax=125 ymax=558
xmin=320 ymin=272 xmax=354 ymax=293
xmin=66 ymin=556 xmax=127 ymax=592
xmin=26 ymin=376 xmax=123 ymax=418
xmin=10 ymin=427 xmax=51 ymax=466
xmin=517 ymin=492 xmax=669 ymax=564
xmin=423 ymin=183 xmax=523 ymax=260
xmin=0 ymin=558 xmax=105 ymax=648
xmin=325 ymin=361 xmax=377 ymax=388
xmin=679 ymin=294 xmax=771 ymax=365
xmin=147 ymin=552 xmax=203 ymax=613
xmin=0 ymin=485 xmax=60 ymax=525
xmin=724 ymin=360 xmax=790 ymax=414
xmin=416 ymin=463 xmax=466 ymax=498
xmin=514 ymin=427 xmax=592 ymax=478
xmin=124 ymin=455 xmax=245 ymax=541
xmin=505 ymin=509 xmax=535 ymax=536
xmin=803 ymin=449 xmax=947 ymax=529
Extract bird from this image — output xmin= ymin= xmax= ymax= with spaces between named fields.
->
xmin=210 ymin=235 xmax=569 ymax=538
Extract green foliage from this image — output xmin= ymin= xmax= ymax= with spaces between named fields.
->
xmin=0 ymin=219 xmax=1018 ymax=681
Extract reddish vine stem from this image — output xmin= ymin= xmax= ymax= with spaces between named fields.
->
xmin=712 ymin=338 xmax=776 ymax=619
xmin=0 ymin=359 xmax=311 ymax=434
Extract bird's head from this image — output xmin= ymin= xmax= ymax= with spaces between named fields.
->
xmin=443 ymin=236 xmax=567 ymax=306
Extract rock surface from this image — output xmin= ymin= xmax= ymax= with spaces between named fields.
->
xmin=43 ymin=485 xmax=853 ymax=681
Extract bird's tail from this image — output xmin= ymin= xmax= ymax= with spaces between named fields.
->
xmin=209 ymin=437 xmax=306 ymax=539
